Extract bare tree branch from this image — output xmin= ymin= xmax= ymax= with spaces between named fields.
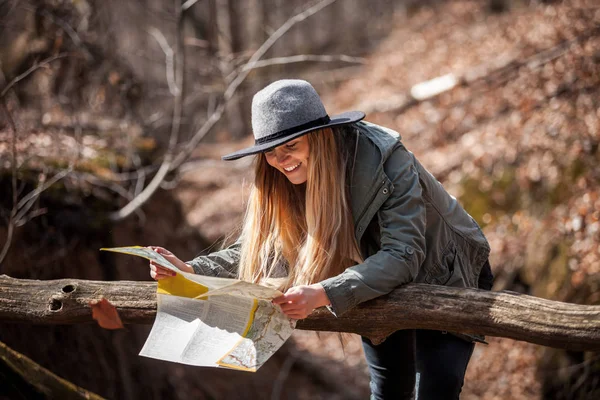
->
xmin=0 ymin=340 xmax=104 ymax=399
xmin=147 ymin=27 xmax=180 ymax=97
xmin=38 ymin=9 xmax=92 ymax=60
xmin=109 ymin=3 xmax=187 ymax=222
xmin=0 ymin=126 xmax=73 ymax=265
xmin=78 ymin=172 xmax=134 ymax=201
xmin=0 ymin=59 xmax=73 ymax=266
xmin=14 ymin=208 xmax=47 ymax=228
xmin=238 ymin=53 xmax=366 ymax=73
xmin=131 ymin=154 xmax=146 ymax=197
xmin=0 ymin=100 xmax=18 ymax=267
xmin=222 ymin=0 xmax=337 ymax=102
xmin=108 ymin=0 xmax=339 ymax=221
xmin=172 ymin=0 xmax=339 ymax=169
xmin=182 ymin=0 xmax=201 ymax=11
xmin=15 ymin=167 xmax=73 ymax=221
xmin=0 ymin=275 xmax=598 ymax=351
xmin=0 ymin=53 xmax=70 ymax=98
xmin=0 ymin=94 xmax=73 ymax=265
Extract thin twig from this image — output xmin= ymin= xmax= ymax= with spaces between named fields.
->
xmin=223 ymin=0 xmax=337 ymax=102
xmin=0 ymin=80 xmax=18 ymax=267
xmin=115 ymin=166 xmax=157 ymax=182
xmin=79 ymin=173 xmax=134 ymax=200
xmin=38 ymin=10 xmax=92 ymax=60
xmin=239 ymin=53 xmax=365 ymax=72
xmin=15 ymin=208 xmax=48 ymax=228
xmin=15 ymin=167 xmax=73 ymax=223
xmin=0 ymin=53 xmax=70 ymax=98
xmin=224 ymin=52 xmax=365 ymax=83
xmin=131 ymin=154 xmax=146 ymax=197
xmin=182 ymin=0 xmax=201 ymax=11
xmin=0 ymin=203 xmax=16 ymax=267
xmin=147 ymin=27 xmax=180 ymax=97
xmin=16 ymin=168 xmax=72 ymax=211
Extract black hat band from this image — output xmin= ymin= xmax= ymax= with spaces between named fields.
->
xmin=255 ymin=115 xmax=331 ymax=145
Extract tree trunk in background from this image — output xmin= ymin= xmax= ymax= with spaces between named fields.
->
xmin=268 ymin=0 xmax=287 ymax=65
xmin=244 ymin=0 xmax=268 ymax=120
xmin=215 ymin=0 xmax=246 ymax=138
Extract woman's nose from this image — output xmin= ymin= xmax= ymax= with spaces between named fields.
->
xmin=275 ymin=150 xmax=288 ymax=164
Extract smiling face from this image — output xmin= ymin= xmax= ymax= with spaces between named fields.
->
xmin=264 ymin=135 xmax=310 ymax=185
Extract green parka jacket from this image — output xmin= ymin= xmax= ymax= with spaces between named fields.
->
xmin=188 ymin=121 xmax=491 ymax=318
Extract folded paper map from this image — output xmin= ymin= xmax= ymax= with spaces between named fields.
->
xmin=101 ymin=246 xmax=295 ymax=372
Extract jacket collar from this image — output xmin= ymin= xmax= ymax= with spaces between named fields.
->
xmin=355 ymin=121 xmax=401 ymax=162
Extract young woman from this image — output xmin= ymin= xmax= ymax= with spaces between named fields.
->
xmin=149 ymin=79 xmax=493 ymax=399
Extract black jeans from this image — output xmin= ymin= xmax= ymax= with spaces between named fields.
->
xmin=363 ymin=329 xmax=475 ymax=399
xmin=362 ymin=261 xmax=494 ymax=400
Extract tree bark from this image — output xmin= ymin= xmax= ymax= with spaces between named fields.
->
xmin=1 ymin=275 xmax=598 ymax=351
xmin=0 ymin=340 xmax=104 ymax=399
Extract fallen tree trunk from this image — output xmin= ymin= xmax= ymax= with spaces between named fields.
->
xmin=1 ymin=275 xmax=598 ymax=351
xmin=0 ymin=340 xmax=104 ymax=400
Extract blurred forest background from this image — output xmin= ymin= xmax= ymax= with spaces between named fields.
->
xmin=1 ymin=0 xmax=599 ymax=398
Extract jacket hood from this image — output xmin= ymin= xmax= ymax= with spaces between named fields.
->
xmin=354 ymin=121 xmax=402 ymax=163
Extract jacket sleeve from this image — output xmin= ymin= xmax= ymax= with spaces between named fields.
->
xmin=319 ymin=145 xmax=427 ymax=316
xmin=186 ymin=238 xmax=241 ymax=278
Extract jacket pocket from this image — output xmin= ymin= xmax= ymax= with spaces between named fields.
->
xmin=425 ymin=241 xmax=456 ymax=285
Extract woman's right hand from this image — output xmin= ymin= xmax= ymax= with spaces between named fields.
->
xmin=147 ymin=246 xmax=193 ymax=280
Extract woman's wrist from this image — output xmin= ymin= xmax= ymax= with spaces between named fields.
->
xmin=180 ymin=263 xmax=194 ymax=273
xmin=313 ymin=283 xmax=331 ymax=308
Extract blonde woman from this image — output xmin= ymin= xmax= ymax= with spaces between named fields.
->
xmin=149 ymin=79 xmax=493 ymax=399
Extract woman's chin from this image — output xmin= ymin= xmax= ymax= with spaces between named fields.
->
xmin=286 ymin=173 xmax=307 ymax=185
xmin=288 ymin=177 xmax=307 ymax=185
xmin=282 ymin=167 xmax=307 ymax=185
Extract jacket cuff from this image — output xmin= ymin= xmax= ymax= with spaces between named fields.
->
xmin=187 ymin=259 xmax=218 ymax=276
xmin=319 ymin=275 xmax=357 ymax=317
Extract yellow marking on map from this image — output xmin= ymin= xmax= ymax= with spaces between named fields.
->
xmin=157 ymin=273 xmax=209 ymax=299
xmin=242 ymin=299 xmax=258 ymax=337
xmin=216 ymin=299 xmax=259 ymax=371
xmin=217 ymin=358 xmax=257 ymax=372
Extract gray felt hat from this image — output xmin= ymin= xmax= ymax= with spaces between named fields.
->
xmin=222 ymin=79 xmax=365 ymax=160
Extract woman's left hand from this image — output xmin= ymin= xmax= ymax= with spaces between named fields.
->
xmin=272 ymin=284 xmax=330 ymax=320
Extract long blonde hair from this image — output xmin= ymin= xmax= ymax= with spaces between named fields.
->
xmin=237 ymin=127 xmax=361 ymax=289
